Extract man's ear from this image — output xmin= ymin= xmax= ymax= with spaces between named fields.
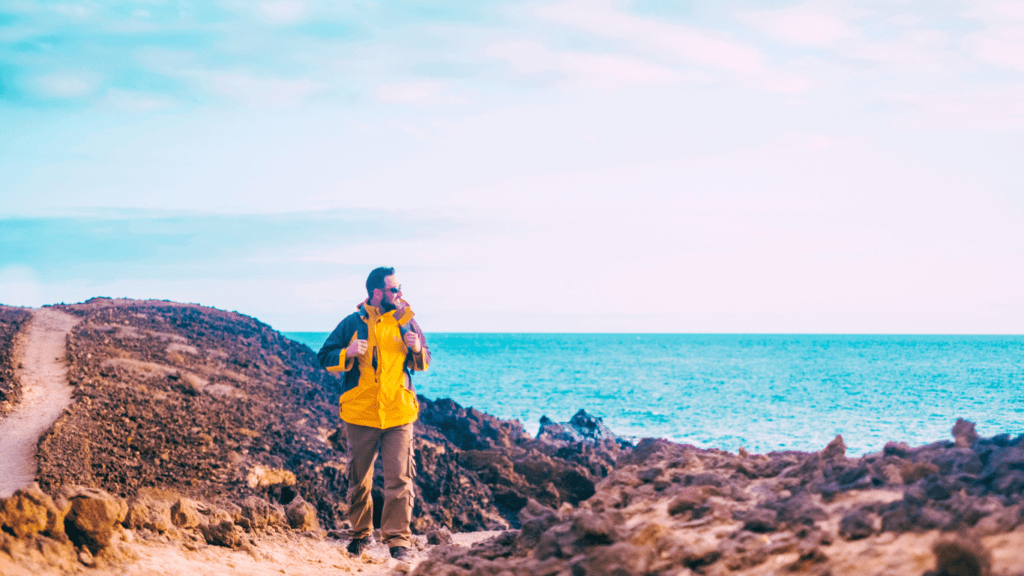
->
xmin=371 ymin=288 xmax=383 ymax=304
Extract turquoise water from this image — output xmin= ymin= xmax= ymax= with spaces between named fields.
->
xmin=286 ymin=332 xmax=1024 ymax=456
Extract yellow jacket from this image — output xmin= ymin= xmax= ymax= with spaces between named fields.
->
xmin=317 ymin=301 xmax=430 ymax=428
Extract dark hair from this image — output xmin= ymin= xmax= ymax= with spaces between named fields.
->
xmin=366 ymin=266 xmax=395 ymax=298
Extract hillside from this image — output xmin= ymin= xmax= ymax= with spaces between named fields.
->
xmin=30 ymin=298 xmax=620 ymax=533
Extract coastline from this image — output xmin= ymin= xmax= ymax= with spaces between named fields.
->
xmin=0 ymin=298 xmax=1022 ymax=575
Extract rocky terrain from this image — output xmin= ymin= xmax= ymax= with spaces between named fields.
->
xmin=0 ymin=305 xmax=31 ymax=417
xmin=413 ymin=425 xmax=1024 ymax=576
xmin=1 ymin=298 xmax=1023 ymax=575
xmin=0 ymin=298 xmax=631 ymax=572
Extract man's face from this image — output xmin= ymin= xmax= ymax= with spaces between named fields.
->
xmin=380 ymin=274 xmax=402 ymax=310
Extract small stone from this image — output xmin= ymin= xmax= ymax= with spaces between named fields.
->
xmin=285 ymin=497 xmax=319 ymax=531
xmin=79 ymin=548 xmax=95 ymax=567
xmin=952 ymin=418 xmax=980 ymax=448
xmin=426 ymin=526 xmax=453 ymax=545
xmin=838 ymin=509 xmax=875 ymax=540
xmin=822 ymin=435 xmax=846 ymax=460
xmin=739 ymin=508 xmax=778 ymax=533
xmin=165 ymin=498 xmax=199 ymax=529
xmin=667 ymin=487 xmax=706 ymax=516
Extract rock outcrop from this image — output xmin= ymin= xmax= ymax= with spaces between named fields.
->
xmin=18 ymin=298 xmax=624 ymax=536
xmin=536 ymin=409 xmax=628 ymax=447
xmin=5 ymin=298 xmax=1024 ymax=574
xmin=412 ymin=422 xmax=1024 ymax=576
xmin=0 ymin=306 xmax=31 ymax=417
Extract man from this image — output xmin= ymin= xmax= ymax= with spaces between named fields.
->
xmin=317 ymin=266 xmax=430 ymax=562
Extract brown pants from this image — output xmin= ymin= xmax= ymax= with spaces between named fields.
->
xmin=345 ymin=422 xmax=415 ymax=548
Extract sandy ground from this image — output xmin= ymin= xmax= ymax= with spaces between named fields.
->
xmin=0 ymin=530 xmax=505 ymax=576
xmin=0 ymin=308 xmax=79 ymax=497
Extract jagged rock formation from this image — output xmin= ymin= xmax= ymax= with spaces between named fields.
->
xmin=537 ymin=409 xmax=627 ymax=447
xmin=0 ymin=306 xmax=31 ymax=417
xmin=412 ymin=425 xmax=1024 ymax=576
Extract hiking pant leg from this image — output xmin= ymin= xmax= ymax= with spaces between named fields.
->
xmin=379 ymin=423 xmax=415 ymax=548
xmin=345 ymin=422 xmax=382 ymax=539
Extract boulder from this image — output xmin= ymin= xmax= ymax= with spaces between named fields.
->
xmin=125 ymin=497 xmax=173 ymax=532
xmin=285 ymin=497 xmax=319 ymax=531
xmin=536 ymin=410 xmax=625 ymax=446
xmin=930 ymin=536 xmax=991 ymax=576
xmin=0 ymin=483 xmax=66 ymax=538
xmin=200 ymin=520 xmax=247 ymax=548
xmin=170 ymin=498 xmax=202 ymax=529
xmin=63 ymin=487 xmax=128 ymax=552
xmin=236 ymin=496 xmax=286 ymax=532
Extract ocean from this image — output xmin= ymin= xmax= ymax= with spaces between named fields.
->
xmin=284 ymin=332 xmax=1024 ymax=457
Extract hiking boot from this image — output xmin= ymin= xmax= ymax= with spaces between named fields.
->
xmin=347 ymin=536 xmax=373 ymax=556
xmin=389 ymin=546 xmax=413 ymax=562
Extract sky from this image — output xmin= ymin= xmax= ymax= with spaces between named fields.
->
xmin=1 ymin=0 xmax=1023 ymax=333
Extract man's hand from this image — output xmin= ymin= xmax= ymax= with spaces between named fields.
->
xmin=403 ymin=331 xmax=422 ymax=353
xmin=346 ymin=339 xmax=368 ymax=358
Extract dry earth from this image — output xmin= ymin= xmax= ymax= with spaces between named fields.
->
xmin=0 ymin=308 xmax=79 ymax=497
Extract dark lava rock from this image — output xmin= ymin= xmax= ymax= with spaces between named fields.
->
xmin=737 ymin=507 xmax=778 ymax=533
xmin=426 ymin=526 xmax=453 ymax=545
xmin=838 ymin=508 xmax=876 ymax=540
xmin=953 ymin=418 xmax=980 ymax=449
xmin=929 ymin=536 xmax=992 ymax=576
xmin=536 ymin=409 xmax=628 ymax=447
xmin=822 ymin=435 xmax=846 ymax=460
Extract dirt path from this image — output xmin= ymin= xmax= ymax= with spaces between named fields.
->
xmin=0 ymin=307 xmax=79 ymax=497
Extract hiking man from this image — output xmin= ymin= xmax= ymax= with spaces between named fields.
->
xmin=317 ymin=267 xmax=430 ymax=561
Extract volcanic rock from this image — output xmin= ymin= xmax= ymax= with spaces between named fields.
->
xmin=952 ymin=418 xmax=980 ymax=449
xmin=536 ymin=409 xmax=626 ymax=446
xmin=0 ymin=306 xmax=31 ymax=417
xmin=63 ymin=487 xmax=128 ymax=552
xmin=0 ymin=483 xmax=66 ymax=538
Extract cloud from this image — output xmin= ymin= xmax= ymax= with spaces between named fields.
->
xmin=258 ymin=0 xmax=307 ymax=23
xmin=375 ymin=81 xmax=450 ymax=104
xmin=971 ymin=27 xmax=1024 ymax=71
xmin=966 ymin=1 xmax=1024 ymax=21
xmin=761 ymin=73 xmax=813 ymax=94
xmin=0 ymin=266 xmax=43 ymax=308
xmin=534 ymin=2 xmax=763 ymax=74
xmin=486 ymin=40 xmax=677 ymax=85
xmin=192 ymin=71 xmax=324 ymax=106
xmin=748 ymin=9 xmax=853 ymax=48
xmin=30 ymin=71 xmax=103 ymax=99
xmin=101 ymin=88 xmax=179 ymax=110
